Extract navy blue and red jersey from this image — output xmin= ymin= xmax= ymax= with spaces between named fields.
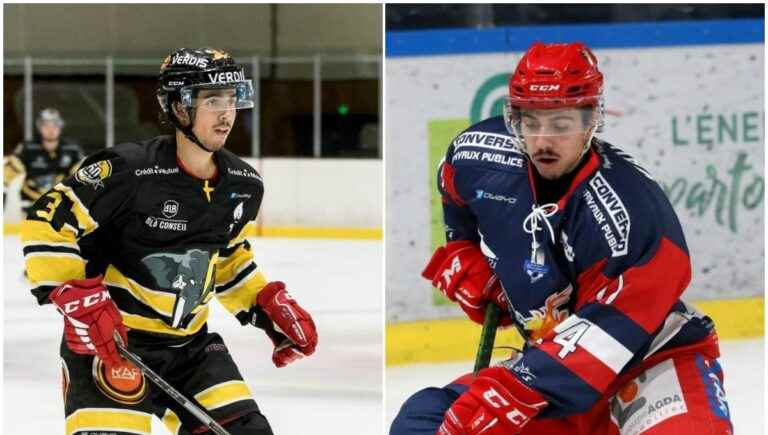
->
xmin=436 ymin=116 xmax=718 ymax=418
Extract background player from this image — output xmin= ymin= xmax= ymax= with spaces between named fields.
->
xmin=391 ymin=42 xmax=732 ymax=434
xmin=4 ymin=108 xmax=84 ymax=214
xmin=21 ymin=47 xmax=318 ymax=434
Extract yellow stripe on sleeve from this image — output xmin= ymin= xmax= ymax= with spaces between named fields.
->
xmin=216 ymin=244 xmax=253 ymax=284
xmin=216 ymin=270 xmax=268 ymax=316
xmin=25 ymin=253 xmax=86 ymax=283
xmin=194 ymin=380 xmax=253 ymax=411
xmin=21 ymin=219 xmax=79 ymax=244
xmin=65 ymin=408 xmax=152 ymax=435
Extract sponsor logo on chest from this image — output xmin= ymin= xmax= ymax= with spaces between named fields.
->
xmin=475 ymin=189 xmax=518 ymax=205
xmin=162 ymin=200 xmax=179 ymax=218
xmin=145 ymin=199 xmax=188 ymax=232
xmin=134 ymin=166 xmax=180 ymax=177
xmin=585 ymin=172 xmax=631 ymax=257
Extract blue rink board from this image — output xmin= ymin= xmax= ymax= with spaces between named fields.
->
xmin=386 ymin=19 xmax=765 ymax=57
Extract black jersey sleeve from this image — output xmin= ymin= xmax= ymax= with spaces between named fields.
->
xmin=20 ymin=148 xmax=139 ymax=303
xmin=213 ymin=164 xmax=269 ymax=324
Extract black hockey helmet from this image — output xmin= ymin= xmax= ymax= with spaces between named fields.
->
xmin=157 ymin=47 xmax=254 ymax=151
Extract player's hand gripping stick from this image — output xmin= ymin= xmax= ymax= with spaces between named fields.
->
xmin=112 ymin=332 xmax=231 ymax=435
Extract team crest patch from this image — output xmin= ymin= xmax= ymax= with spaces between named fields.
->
xmin=92 ymin=357 xmax=147 ymax=405
xmin=75 ymin=160 xmax=112 ymax=189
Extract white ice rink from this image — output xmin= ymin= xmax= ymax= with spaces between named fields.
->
xmin=3 ymin=236 xmax=383 ymax=434
xmin=386 ymin=339 xmax=765 ymax=434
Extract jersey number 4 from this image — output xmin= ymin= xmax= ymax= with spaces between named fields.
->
xmin=552 ymin=321 xmax=590 ymax=359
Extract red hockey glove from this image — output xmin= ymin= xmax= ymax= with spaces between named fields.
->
xmin=49 ymin=276 xmax=127 ymax=367
xmin=256 ymin=281 xmax=318 ymax=367
xmin=438 ymin=367 xmax=548 ymax=435
xmin=422 ymin=241 xmax=511 ymax=326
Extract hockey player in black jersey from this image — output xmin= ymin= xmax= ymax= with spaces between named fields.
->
xmin=21 ymin=48 xmax=318 ymax=435
xmin=4 ymin=108 xmax=84 ymax=214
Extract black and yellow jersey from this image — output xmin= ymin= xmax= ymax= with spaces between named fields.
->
xmin=21 ymin=135 xmax=269 ymax=337
xmin=4 ymin=141 xmax=84 ymax=209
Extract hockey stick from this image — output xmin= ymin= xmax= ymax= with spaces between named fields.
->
xmin=113 ymin=333 xmax=231 ymax=435
xmin=473 ymin=302 xmax=502 ymax=374
xmin=473 ymin=275 xmax=502 ymax=375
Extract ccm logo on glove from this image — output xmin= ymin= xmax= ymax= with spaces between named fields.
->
xmin=59 ymin=289 xmax=112 ymax=314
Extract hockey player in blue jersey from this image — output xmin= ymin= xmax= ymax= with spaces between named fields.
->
xmin=391 ymin=42 xmax=732 ymax=435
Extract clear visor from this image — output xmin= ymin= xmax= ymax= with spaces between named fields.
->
xmin=503 ymin=98 xmax=599 ymax=139
xmin=180 ymin=81 xmax=255 ymax=112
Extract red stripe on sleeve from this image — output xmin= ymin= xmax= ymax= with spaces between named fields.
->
xmin=537 ymin=340 xmax=616 ymax=393
xmin=440 ymin=162 xmax=465 ymax=207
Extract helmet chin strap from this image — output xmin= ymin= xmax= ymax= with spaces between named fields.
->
xmin=171 ymin=106 xmax=215 ymax=153
xmin=180 ymin=124 xmax=216 ymax=153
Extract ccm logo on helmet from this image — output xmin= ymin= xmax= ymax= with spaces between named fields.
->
xmin=62 ymin=290 xmax=112 ymax=314
xmin=208 ymin=70 xmax=245 ymax=84
xmin=529 ymin=84 xmax=560 ymax=91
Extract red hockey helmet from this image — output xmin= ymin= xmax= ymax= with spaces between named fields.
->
xmin=504 ymin=42 xmax=605 ymax=143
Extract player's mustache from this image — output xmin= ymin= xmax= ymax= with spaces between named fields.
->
xmin=532 ymin=151 xmax=559 ymax=159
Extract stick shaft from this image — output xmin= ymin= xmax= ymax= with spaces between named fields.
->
xmin=114 ymin=334 xmax=231 ymax=435
xmin=474 ymin=302 xmax=501 ymax=374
